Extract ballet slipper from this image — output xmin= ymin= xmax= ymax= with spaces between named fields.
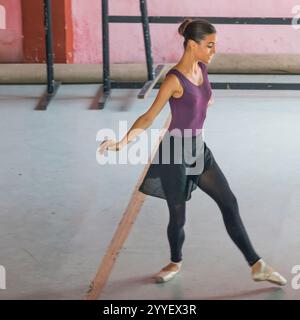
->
xmin=154 ymin=261 xmax=182 ymax=283
xmin=252 ymin=259 xmax=287 ymax=286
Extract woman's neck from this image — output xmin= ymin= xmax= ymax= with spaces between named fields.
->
xmin=176 ymin=51 xmax=200 ymax=75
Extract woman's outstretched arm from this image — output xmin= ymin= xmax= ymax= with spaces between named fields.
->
xmin=99 ymin=74 xmax=180 ymax=154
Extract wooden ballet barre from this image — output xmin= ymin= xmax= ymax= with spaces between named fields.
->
xmin=137 ymin=64 xmax=167 ymax=99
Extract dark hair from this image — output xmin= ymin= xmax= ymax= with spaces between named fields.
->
xmin=178 ymin=18 xmax=216 ymax=49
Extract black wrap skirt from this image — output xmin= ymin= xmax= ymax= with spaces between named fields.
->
xmin=138 ymin=130 xmax=213 ymax=204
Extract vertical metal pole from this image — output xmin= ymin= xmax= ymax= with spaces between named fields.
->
xmin=102 ymin=0 xmax=110 ymax=93
xmin=44 ymin=0 xmax=55 ymax=94
xmin=140 ymin=0 xmax=154 ymax=81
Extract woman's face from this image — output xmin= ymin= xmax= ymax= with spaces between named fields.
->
xmin=191 ymin=33 xmax=217 ymax=64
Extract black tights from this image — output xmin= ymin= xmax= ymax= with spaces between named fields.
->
xmin=166 ymin=148 xmax=261 ymax=267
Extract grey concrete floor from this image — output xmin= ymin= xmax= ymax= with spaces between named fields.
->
xmin=0 ymin=75 xmax=300 ymax=300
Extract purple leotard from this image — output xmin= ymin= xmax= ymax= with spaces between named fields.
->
xmin=166 ymin=61 xmax=212 ymax=136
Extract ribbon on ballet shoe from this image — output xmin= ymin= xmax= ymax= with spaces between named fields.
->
xmin=265 ymin=271 xmax=287 ymax=286
xmin=252 ymin=259 xmax=287 ymax=286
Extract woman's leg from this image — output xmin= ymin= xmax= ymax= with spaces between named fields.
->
xmin=196 ymin=146 xmax=261 ymax=266
xmin=159 ymin=160 xmax=187 ymax=264
xmin=153 ymin=162 xmax=186 ymax=282
xmin=165 ymin=198 xmax=186 ymax=263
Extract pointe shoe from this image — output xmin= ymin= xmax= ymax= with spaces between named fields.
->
xmin=252 ymin=259 xmax=287 ymax=286
xmin=154 ymin=261 xmax=182 ymax=283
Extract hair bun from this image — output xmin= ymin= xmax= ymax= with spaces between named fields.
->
xmin=178 ymin=19 xmax=193 ymax=36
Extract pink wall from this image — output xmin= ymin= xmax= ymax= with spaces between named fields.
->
xmin=72 ymin=0 xmax=300 ymax=64
xmin=0 ymin=0 xmax=299 ymax=64
xmin=71 ymin=0 xmax=102 ymax=64
xmin=0 ymin=0 xmax=23 ymax=62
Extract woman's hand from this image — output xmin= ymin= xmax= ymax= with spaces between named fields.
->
xmin=98 ymin=139 xmax=122 ymax=154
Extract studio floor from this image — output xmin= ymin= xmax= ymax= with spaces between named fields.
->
xmin=0 ymin=74 xmax=300 ymax=299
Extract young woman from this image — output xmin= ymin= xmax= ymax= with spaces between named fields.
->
xmin=99 ymin=19 xmax=287 ymax=286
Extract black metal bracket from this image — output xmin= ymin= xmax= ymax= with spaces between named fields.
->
xmin=35 ymin=80 xmax=61 ymax=110
xmin=110 ymin=81 xmax=300 ymax=91
xmin=109 ymin=16 xmax=293 ymax=25
xmin=99 ymin=0 xmax=167 ymax=109
xmin=35 ymin=0 xmax=61 ymax=110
